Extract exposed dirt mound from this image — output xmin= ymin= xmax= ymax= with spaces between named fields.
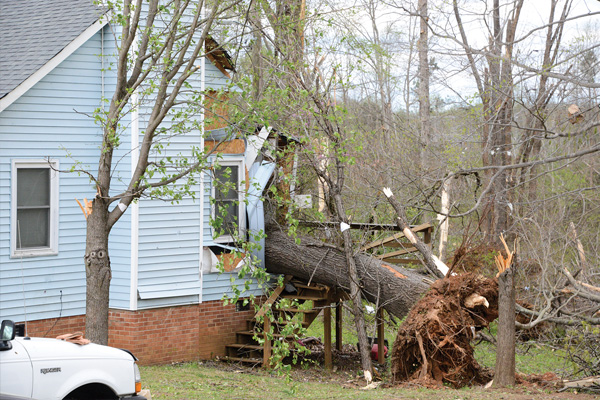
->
xmin=450 ymin=243 xmax=498 ymax=276
xmin=391 ymin=273 xmax=499 ymax=388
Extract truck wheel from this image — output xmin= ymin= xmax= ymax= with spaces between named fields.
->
xmin=63 ymin=383 xmax=118 ymax=400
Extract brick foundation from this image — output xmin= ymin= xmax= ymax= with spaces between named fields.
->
xmin=16 ymin=300 xmax=254 ymax=365
xmin=17 ymin=314 xmax=87 ymax=339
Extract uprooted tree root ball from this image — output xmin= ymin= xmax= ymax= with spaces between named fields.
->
xmin=391 ymin=273 xmax=499 ymax=388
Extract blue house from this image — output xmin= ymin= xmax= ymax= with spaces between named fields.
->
xmin=0 ymin=0 xmax=273 ymax=363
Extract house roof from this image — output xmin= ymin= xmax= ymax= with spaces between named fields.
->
xmin=0 ymin=0 xmax=105 ymax=99
xmin=205 ymin=36 xmax=235 ymax=72
xmin=0 ymin=1 xmax=234 ymax=111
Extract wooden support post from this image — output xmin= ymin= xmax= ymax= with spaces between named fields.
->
xmin=377 ymin=308 xmax=385 ymax=364
xmin=263 ymin=316 xmax=271 ymax=368
xmin=324 ymin=305 xmax=332 ymax=370
xmin=335 ymin=302 xmax=343 ymax=351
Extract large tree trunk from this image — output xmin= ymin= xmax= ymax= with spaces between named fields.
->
xmin=494 ymin=265 xmax=516 ymax=386
xmin=84 ymin=199 xmax=112 ymax=345
xmin=264 ymin=227 xmax=429 ymax=318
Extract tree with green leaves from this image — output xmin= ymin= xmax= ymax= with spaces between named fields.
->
xmin=83 ymin=0 xmax=244 ymax=345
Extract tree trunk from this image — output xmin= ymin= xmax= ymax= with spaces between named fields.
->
xmin=494 ymin=265 xmax=516 ymax=386
xmin=84 ymin=199 xmax=112 ymax=345
xmin=437 ymin=179 xmax=450 ymax=262
xmin=333 ymin=193 xmax=373 ymax=379
xmin=417 ymin=0 xmax=431 ymax=169
xmin=251 ymin=1 xmax=264 ymax=102
xmin=264 ymin=227 xmax=429 ymax=319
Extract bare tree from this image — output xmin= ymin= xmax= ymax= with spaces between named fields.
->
xmin=417 ymin=0 xmax=431 ymax=166
xmin=451 ymin=0 xmax=523 ymax=241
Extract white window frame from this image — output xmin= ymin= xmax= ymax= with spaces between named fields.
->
xmin=11 ymin=159 xmax=59 ymax=258
xmin=211 ymin=158 xmax=245 ymax=243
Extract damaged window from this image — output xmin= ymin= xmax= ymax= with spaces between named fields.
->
xmin=213 ymin=159 xmax=244 ymax=242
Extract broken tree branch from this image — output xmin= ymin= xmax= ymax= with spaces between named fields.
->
xmin=569 ymin=222 xmax=588 ymax=273
xmin=382 ymin=188 xmax=445 ymax=279
xmin=562 ymin=267 xmax=600 ymax=303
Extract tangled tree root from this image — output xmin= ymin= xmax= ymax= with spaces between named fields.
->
xmin=391 ymin=273 xmax=499 ymax=388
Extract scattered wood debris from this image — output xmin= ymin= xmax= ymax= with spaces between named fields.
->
xmin=559 ymin=375 xmax=600 ymax=392
xmin=567 ymin=104 xmax=584 ymax=124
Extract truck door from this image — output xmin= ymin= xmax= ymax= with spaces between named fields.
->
xmin=0 ymin=339 xmax=34 ymax=398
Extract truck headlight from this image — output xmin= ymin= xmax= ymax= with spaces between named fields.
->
xmin=134 ymin=363 xmax=142 ymax=393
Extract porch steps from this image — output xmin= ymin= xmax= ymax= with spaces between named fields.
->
xmin=224 ymin=276 xmax=343 ymax=367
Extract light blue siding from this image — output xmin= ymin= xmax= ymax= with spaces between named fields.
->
xmin=133 ymin=36 xmax=244 ymax=307
xmin=103 ymin=23 xmax=132 ymax=311
xmin=202 ymin=272 xmax=266 ymax=302
xmin=0 ymin=25 xmax=133 ymax=321
xmin=1 ymin=21 xmax=259 ymax=320
xmin=135 ymin=117 xmax=204 ymax=308
xmin=205 ymin=62 xmax=230 ymax=91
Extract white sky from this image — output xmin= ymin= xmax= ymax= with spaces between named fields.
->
xmin=432 ymin=0 xmax=600 ymax=103
xmin=304 ymin=0 xmax=600 ymax=109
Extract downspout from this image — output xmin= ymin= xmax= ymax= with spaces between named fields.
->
xmin=199 ymin=6 xmax=206 ymax=304
xmin=130 ymin=27 xmax=140 ymax=311
xmin=101 ymin=26 xmax=104 ymax=110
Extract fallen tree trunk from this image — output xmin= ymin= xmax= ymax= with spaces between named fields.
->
xmin=264 ymin=227 xmax=430 ymax=318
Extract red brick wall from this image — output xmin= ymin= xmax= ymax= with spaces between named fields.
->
xmin=16 ymin=314 xmax=86 ymax=339
xmin=15 ymin=300 xmax=254 ymax=365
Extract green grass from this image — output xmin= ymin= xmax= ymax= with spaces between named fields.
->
xmin=139 ymin=361 xmax=590 ymax=400
xmin=138 ymin=318 xmax=587 ymax=399
xmin=473 ymin=323 xmax=579 ymax=377
xmin=474 ymin=339 xmax=578 ymax=377
xmin=140 ymin=362 xmax=402 ymax=400
xmin=304 ymin=307 xmax=401 ymax=349
xmin=139 ymin=308 xmax=588 ymax=399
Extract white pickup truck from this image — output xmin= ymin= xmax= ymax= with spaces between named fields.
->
xmin=0 ymin=320 xmax=146 ymax=400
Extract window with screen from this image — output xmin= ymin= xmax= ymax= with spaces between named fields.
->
xmin=11 ymin=160 xmax=58 ymax=257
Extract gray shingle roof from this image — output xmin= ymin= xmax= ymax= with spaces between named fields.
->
xmin=0 ymin=0 xmax=104 ymax=99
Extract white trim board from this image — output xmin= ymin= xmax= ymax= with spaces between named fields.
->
xmin=0 ymin=16 xmax=109 ymax=113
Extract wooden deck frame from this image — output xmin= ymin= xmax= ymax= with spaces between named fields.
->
xmin=361 ymin=222 xmax=433 ymax=266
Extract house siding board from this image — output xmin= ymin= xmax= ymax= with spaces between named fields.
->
xmin=136 ymin=295 xmax=199 ymax=310
xmin=136 ymin=86 xmax=204 ymax=301
xmin=133 ymin=25 xmax=226 ymax=304
xmin=137 ymin=198 xmax=202 ymax=300
xmin=108 ymin=221 xmax=131 ymax=310
xmin=103 ymin=25 xmax=131 ymax=311
xmin=205 ymin=62 xmax=229 ymax=90
xmin=0 ymin=28 xmax=132 ymax=320
xmin=202 ymin=272 xmax=264 ymax=302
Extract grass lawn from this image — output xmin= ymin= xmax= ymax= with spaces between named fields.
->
xmin=138 ymin=302 xmax=593 ymax=399
xmin=139 ymin=361 xmax=593 ymax=400
xmin=138 ymin=317 xmax=590 ymax=400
